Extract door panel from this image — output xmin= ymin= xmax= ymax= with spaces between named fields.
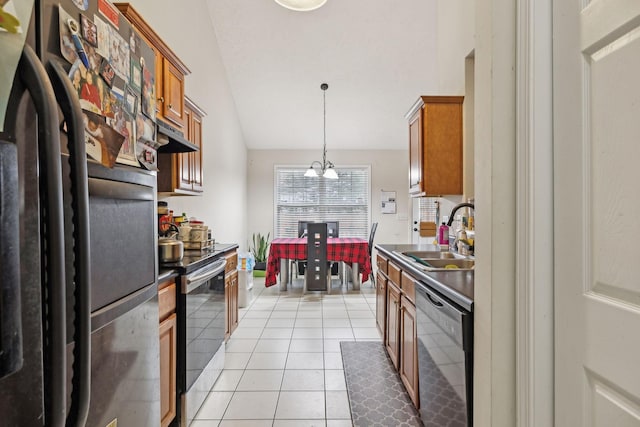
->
xmin=554 ymin=0 xmax=640 ymax=424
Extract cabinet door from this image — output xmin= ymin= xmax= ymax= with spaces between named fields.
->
xmin=400 ymin=296 xmax=419 ymax=408
xmin=386 ymin=282 xmax=401 ymax=370
xmin=153 ymin=46 xmax=163 ymax=118
xmin=376 ymin=272 xmax=387 ymax=340
xmin=228 ymin=271 xmax=239 ymax=335
xmin=159 ymin=313 xmax=177 ymax=427
xmin=176 ymin=107 xmax=192 ymax=191
xmin=422 ymin=98 xmax=463 ymax=195
xmin=190 ymin=111 xmax=203 ymax=192
xmin=162 ymin=58 xmax=185 ymax=127
xmin=408 ymin=109 xmax=423 ymax=195
xmin=224 ymin=276 xmax=231 ymax=341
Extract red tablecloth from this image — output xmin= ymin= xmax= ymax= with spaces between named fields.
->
xmin=265 ymin=237 xmax=372 ymax=287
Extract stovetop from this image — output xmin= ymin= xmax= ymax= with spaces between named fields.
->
xmin=160 ymin=243 xmax=238 ymax=274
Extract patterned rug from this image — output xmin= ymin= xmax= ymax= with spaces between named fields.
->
xmin=340 ymin=341 xmax=422 ymax=427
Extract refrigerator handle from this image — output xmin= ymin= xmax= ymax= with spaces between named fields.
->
xmin=18 ymin=45 xmax=67 ymax=427
xmin=47 ymin=60 xmax=91 ymax=427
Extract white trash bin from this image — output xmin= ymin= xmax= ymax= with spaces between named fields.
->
xmin=237 ymin=252 xmax=254 ymax=308
xmin=237 ymin=269 xmax=253 ymax=308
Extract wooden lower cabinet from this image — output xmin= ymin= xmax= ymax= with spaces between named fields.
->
xmin=158 ymin=279 xmax=177 ymax=427
xmin=224 ymin=250 xmax=239 ymax=340
xmin=375 ymin=271 xmax=387 ymax=340
xmin=228 ymin=270 xmax=238 ymax=335
xmin=381 ymin=260 xmax=420 ymax=409
xmin=385 ymin=280 xmax=401 ymax=370
xmin=159 ymin=313 xmax=177 ymax=427
xmin=400 ymin=295 xmax=419 ymax=408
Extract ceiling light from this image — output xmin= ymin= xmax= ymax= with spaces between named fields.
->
xmin=274 ymin=0 xmax=327 ymax=12
xmin=305 ymin=83 xmax=338 ymax=180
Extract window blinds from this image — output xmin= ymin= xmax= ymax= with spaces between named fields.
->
xmin=274 ymin=166 xmax=370 ymax=239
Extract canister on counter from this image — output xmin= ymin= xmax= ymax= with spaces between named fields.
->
xmin=190 ymin=221 xmax=207 ymax=242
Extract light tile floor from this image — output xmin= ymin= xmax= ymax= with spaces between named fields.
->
xmin=192 ymin=276 xmax=380 ymax=427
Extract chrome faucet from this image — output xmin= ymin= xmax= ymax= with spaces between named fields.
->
xmin=446 ymin=202 xmax=475 ymax=226
xmin=446 ymin=203 xmax=475 ymax=254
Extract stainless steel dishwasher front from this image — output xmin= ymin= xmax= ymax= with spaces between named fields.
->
xmin=415 ymin=280 xmax=474 ymax=426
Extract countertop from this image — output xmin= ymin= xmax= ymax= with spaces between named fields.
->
xmin=159 ymin=243 xmax=239 ymax=275
xmin=375 ymin=244 xmax=474 ymax=312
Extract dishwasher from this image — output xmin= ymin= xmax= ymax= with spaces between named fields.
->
xmin=415 ymin=280 xmax=473 ymax=427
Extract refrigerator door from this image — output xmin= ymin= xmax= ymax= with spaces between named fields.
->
xmin=0 ymin=97 xmax=46 ymax=425
xmin=0 ymin=45 xmax=69 ymax=427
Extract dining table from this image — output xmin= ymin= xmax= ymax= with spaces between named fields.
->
xmin=265 ymin=237 xmax=372 ymax=291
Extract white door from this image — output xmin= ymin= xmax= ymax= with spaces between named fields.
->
xmin=554 ymin=0 xmax=640 ymax=425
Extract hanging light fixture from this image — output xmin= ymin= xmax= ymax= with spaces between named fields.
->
xmin=274 ymin=0 xmax=327 ymax=12
xmin=305 ymin=83 xmax=338 ymax=179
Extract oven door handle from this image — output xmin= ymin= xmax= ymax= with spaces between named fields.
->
xmin=183 ymin=259 xmax=227 ymax=293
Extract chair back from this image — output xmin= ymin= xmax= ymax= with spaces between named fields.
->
xmin=306 ymin=223 xmax=328 ymax=291
xmin=326 ymin=221 xmax=339 ymax=237
xmin=368 ymin=222 xmax=378 ymax=257
xmin=298 ymin=221 xmax=309 ymax=238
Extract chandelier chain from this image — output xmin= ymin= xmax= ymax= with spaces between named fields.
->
xmin=322 ymin=87 xmax=327 ymax=170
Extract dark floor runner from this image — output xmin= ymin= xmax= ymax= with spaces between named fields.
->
xmin=340 ymin=341 xmax=422 ymax=427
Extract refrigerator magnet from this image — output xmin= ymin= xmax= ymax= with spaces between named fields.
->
xmin=99 ymin=58 xmax=115 ymax=87
xmin=58 ymin=5 xmax=78 ymax=64
xmin=66 ymin=18 xmax=90 ymax=69
xmin=71 ymin=0 xmax=88 ymax=11
xmin=129 ymin=58 xmax=141 ymax=93
xmin=80 ymin=14 xmax=97 ymax=47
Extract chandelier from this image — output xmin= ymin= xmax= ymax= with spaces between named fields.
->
xmin=274 ymin=0 xmax=327 ymax=12
xmin=305 ymin=83 xmax=338 ymax=179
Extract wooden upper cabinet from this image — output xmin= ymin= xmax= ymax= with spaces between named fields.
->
xmin=406 ymin=96 xmax=464 ymax=196
xmin=114 ymin=3 xmax=190 ymax=128
xmin=188 ymin=102 xmax=204 ymax=192
xmin=162 ymin=59 xmax=186 ymax=126
xmin=157 ymin=97 xmax=205 ymax=195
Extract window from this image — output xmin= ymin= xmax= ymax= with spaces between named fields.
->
xmin=274 ymin=166 xmax=370 ymax=239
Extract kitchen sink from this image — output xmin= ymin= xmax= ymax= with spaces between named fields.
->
xmin=395 ymin=251 xmax=475 ymax=271
xmin=401 ymin=250 xmax=459 ymax=259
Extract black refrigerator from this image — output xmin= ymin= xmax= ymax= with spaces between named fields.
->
xmin=0 ymin=1 xmax=160 ymax=426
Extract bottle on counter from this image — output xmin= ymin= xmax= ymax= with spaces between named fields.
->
xmin=438 ymin=222 xmax=449 ymax=246
xmin=157 ymin=201 xmax=169 ymax=215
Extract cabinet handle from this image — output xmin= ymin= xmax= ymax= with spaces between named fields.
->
xmin=158 ymin=96 xmax=165 ymax=103
xmin=168 ymin=103 xmax=173 ymax=109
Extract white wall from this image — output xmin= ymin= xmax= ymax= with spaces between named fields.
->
xmin=437 ymin=0 xmax=476 ymax=94
xmin=436 ymin=0 xmax=517 ymax=426
xmin=129 ymin=0 xmax=248 ymax=248
xmin=247 ymin=149 xmax=410 ymax=250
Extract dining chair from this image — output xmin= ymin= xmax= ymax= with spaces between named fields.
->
xmin=325 ymin=221 xmax=340 ymax=277
xmin=368 ymin=222 xmax=378 ymax=285
xmin=342 ymin=222 xmax=377 ymax=286
xmin=294 ymin=220 xmax=340 ymax=278
xmin=303 ymin=222 xmax=332 ymax=293
xmin=292 ymin=221 xmax=310 ymax=278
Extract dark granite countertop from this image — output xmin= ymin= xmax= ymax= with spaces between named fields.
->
xmin=375 ymin=244 xmax=474 ymax=312
xmin=159 ymin=243 xmax=239 ymax=275
xmin=158 ymin=269 xmax=179 ymax=284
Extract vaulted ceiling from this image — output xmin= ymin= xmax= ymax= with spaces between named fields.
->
xmin=206 ymin=0 xmax=439 ymax=151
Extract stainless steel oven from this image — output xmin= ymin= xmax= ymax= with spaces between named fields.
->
xmin=177 ymin=257 xmax=227 ymax=426
xmin=416 ymin=280 xmax=473 ymax=427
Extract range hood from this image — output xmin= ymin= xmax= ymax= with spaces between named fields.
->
xmin=156 ymin=120 xmax=198 ymax=153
